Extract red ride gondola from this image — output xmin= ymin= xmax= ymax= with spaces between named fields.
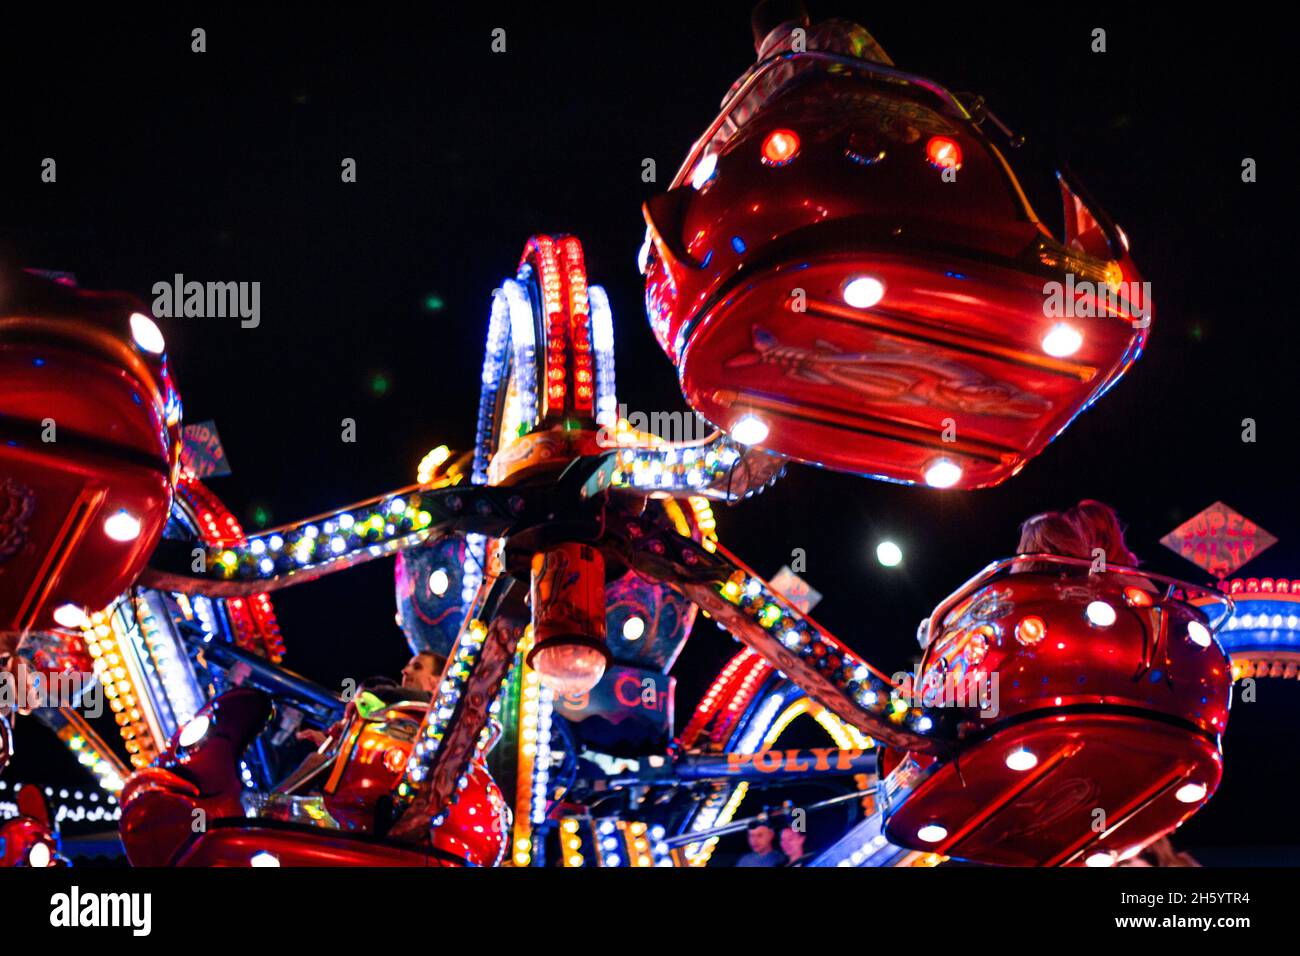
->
xmin=0 ymin=266 xmax=181 ymax=633
xmin=0 ymin=785 xmax=68 ymax=867
xmin=642 ymin=39 xmax=1149 ymax=488
xmin=118 ymin=687 xmax=509 ymax=867
xmin=880 ymin=556 xmax=1231 ymax=866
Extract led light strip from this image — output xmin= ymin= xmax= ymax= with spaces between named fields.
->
xmin=559 ymin=816 xmax=587 ymax=867
xmin=509 ymin=628 xmax=556 ymax=866
xmin=44 ymin=708 xmax=130 ymax=793
xmin=195 ymin=476 xmax=466 ymax=586
xmin=392 ymin=565 xmax=504 ymax=822
xmin=132 ymin=593 xmax=203 ymax=733
xmin=523 ymin=236 xmax=568 ymax=420
xmin=177 ymin=476 xmax=284 ymax=659
xmin=679 ymin=649 xmax=762 ymax=747
xmin=588 ymin=284 xmax=618 ymax=428
xmin=473 ymin=288 xmax=518 ymax=485
xmin=560 ymin=237 xmax=595 ymax=417
xmin=79 ymin=607 xmax=158 ymax=769
xmin=608 ymin=434 xmax=786 ymax=501
xmin=711 ymin=556 xmax=919 ymax=736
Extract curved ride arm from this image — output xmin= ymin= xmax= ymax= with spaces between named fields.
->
xmin=603 ymin=508 xmax=944 ymax=755
xmin=388 ymin=573 xmax=525 ymax=839
xmin=922 ymin=554 xmax=1235 ymax=650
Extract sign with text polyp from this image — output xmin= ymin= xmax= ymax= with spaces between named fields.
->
xmin=1159 ymin=502 xmax=1276 ymax=577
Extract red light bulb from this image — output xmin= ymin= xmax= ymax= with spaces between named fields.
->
xmin=761 ymin=129 xmax=801 ymax=166
xmin=926 ymin=136 xmax=962 ymax=170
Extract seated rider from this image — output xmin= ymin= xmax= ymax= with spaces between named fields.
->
xmin=1013 ymin=510 xmax=1090 ymax=572
xmin=715 ymin=1 xmax=894 ymax=152
xmin=1014 ymin=500 xmax=1156 ymax=592
xmin=296 ymin=650 xmax=445 ymax=748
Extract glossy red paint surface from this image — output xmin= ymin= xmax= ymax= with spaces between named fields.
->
xmin=0 ymin=267 xmax=179 ymax=630
xmin=921 ymin=571 xmax=1231 ymax=735
xmin=172 ymin=824 xmax=464 ymax=867
xmin=644 ymin=62 xmax=1147 ymax=487
xmin=119 ymin=689 xmax=509 ymax=866
xmin=884 ymin=713 xmax=1223 ymax=866
xmin=0 ymin=815 xmax=66 ymax=867
xmin=883 ymin=568 xmax=1231 ymax=865
xmin=0 ymin=786 xmax=66 ymax=867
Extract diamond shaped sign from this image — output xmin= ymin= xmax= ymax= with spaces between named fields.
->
xmin=770 ymin=566 xmax=822 ymax=614
xmin=181 ymin=419 xmax=233 ymax=478
xmin=1160 ymin=501 xmax=1277 ymax=577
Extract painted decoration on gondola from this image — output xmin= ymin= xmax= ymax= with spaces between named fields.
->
xmin=0 ymin=478 xmax=35 ymax=564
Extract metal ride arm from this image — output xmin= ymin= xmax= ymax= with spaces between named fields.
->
xmin=387 ymin=570 xmax=525 ymax=839
xmin=140 ymin=480 xmax=533 ymax=596
xmin=660 ymin=787 xmax=879 ymax=848
xmin=603 ymin=507 xmax=943 ymax=755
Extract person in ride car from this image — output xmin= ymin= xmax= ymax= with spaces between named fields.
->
xmin=296 ymin=650 xmax=445 ymax=748
xmin=735 ymin=816 xmax=787 ymax=867
xmin=1068 ymin=498 xmax=1158 ymax=593
xmin=717 ymin=1 xmax=894 ymax=147
xmin=1013 ymin=510 xmax=1090 ymax=572
xmin=780 ymin=823 xmax=813 ymax=866
xmin=1071 ymin=499 xmax=1139 ymax=567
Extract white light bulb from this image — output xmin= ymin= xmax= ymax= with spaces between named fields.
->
xmin=1042 ymin=323 xmax=1083 ymax=357
xmin=876 ymin=541 xmax=903 ymax=567
xmin=1175 ymin=782 xmax=1207 ymax=804
xmin=103 ymin=509 xmax=142 ymax=542
xmin=129 ymin=312 xmax=165 ymax=354
xmin=691 ymin=153 xmax=718 ymax=190
xmin=52 ymin=604 xmax=92 ymax=630
xmin=917 ymin=824 xmax=947 ymax=843
xmin=177 ymin=715 xmax=210 ymax=748
xmin=731 ymin=414 xmax=769 ymax=446
xmin=1085 ymin=600 xmax=1117 ymax=627
xmin=924 ymin=459 xmax=963 ymax=489
xmin=1005 ymin=748 xmax=1038 ymax=772
xmin=843 ymin=276 xmax=885 ymax=309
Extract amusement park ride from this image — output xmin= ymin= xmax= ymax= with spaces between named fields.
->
xmin=1 ymin=8 xmax=1291 ymax=869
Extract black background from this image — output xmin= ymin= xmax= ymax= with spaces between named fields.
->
xmin=2 ymin=3 xmax=1296 ymax=861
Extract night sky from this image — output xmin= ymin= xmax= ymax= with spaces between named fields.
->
xmin=3 ymin=4 xmax=1295 ymax=860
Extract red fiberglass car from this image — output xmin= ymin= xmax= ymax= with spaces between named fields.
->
xmin=0 ymin=266 xmax=181 ymax=632
xmin=879 ymin=555 xmax=1231 ymax=866
xmin=118 ymin=687 xmax=509 ymax=866
xmin=642 ymin=49 xmax=1149 ymax=489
